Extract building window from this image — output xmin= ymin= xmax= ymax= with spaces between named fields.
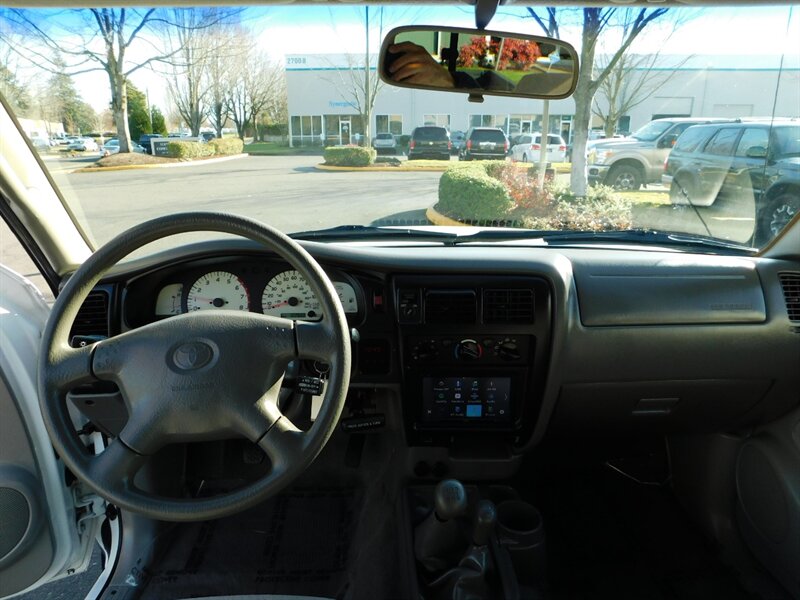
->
xmin=469 ymin=114 xmax=508 ymax=131
xmin=376 ymin=114 xmax=403 ymax=135
xmin=291 ymin=114 xmax=325 ymax=146
xmin=423 ymin=114 xmax=450 ymax=129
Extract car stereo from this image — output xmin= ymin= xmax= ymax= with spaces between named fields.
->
xmin=421 ymin=376 xmax=512 ymax=424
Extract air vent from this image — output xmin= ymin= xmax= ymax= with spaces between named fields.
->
xmin=483 ymin=289 xmax=534 ymax=323
xmin=778 ymin=272 xmax=800 ymax=322
xmin=70 ymin=291 xmax=110 ymax=340
xmin=425 ymin=290 xmax=476 ymax=324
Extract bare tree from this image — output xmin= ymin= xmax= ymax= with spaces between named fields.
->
xmin=0 ymin=9 xmax=180 ymax=152
xmin=592 ymin=16 xmax=691 ymax=138
xmin=164 ymin=8 xmax=241 ymax=136
xmin=0 ymin=31 xmax=32 ymax=116
xmin=204 ymin=24 xmax=250 ymax=138
xmin=322 ymin=6 xmax=385 ymax=145
xmin=226 ymin=42 xmax=284 ymax=141
xmin=527 ymin=7 xmax=670 ymax=195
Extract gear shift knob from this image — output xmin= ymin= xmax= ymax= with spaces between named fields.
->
xmin=434 ymin=479 xmax=468 ymax=521
xmin=472 ymin=499 xmax=497 ymax=546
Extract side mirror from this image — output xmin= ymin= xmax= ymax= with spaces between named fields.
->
xmin=745 ymin=146 xmax=768 ymax=159
xmin=379 ymin=26 xmax=579 ymax=100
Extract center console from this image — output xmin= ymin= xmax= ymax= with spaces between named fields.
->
xmin=393 ymin=275 xmax=552 ymax=446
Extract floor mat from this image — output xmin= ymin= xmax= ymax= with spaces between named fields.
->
xmin=524 ymin=464 xmax=760 ymax=600
xmin=140 ymin=489 xmax=358 ymax=600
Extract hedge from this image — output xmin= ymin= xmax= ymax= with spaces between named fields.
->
xmin=167 ymin=141 xmax=215 ymax=159
xmin=438 ymin=162 xmax=514 ymax=222
xmin=323 ymin=146 xmax=377 ymax=167
xmin=209 ymin=137 xmax=244 ymax=156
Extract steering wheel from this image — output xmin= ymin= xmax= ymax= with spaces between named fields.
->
xmin=38 ymin=213 xmax=351 ymax=521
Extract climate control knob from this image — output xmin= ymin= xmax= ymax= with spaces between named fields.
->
xmin=454 ymin=339 xmax=483 ymax=360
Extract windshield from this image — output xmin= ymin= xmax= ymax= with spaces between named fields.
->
xmin=774 ymin=125 xmax=800 ymax=158
xmin=1 ymin=4 xmax=798 ymax=258
xmin=631 ymin=120 xmax=673 ymax=141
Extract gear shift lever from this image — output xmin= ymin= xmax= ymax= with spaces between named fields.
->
xmin=415 ymin=479 xmax=469 ymax=572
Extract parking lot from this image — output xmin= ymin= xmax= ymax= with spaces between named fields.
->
xmin=3 ymin=152 xmax=756 ymax=301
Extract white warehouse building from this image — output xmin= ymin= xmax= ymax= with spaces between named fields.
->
xmin=286 ymin=54 xmax=800 ymax=147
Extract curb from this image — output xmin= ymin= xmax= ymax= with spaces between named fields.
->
xmin=71 ymin=153 xmax=249 ymax=174
xmin=426 ymin=205 xmax=470 ymax=227
xmin=315 ymin=163 xmax=449 ymax=172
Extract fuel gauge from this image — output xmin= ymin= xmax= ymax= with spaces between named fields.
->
xmin=155 ymin=283 xmax=184 ymax=316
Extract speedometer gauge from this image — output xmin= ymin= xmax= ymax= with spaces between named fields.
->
xmin=262 ymin=270 xmax=322 ymax=320
xmin=186 ymin=271 xmax=249 ymax=311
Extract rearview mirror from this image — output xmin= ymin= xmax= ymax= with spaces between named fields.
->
xmin=379 ymin=26 xmax=579 ymax=100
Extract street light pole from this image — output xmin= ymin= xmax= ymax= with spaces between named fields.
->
xmin=364 ymin=5 xmax=369 ymax=146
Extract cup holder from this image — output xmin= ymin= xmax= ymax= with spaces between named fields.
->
xmin=495 ymin=500 xmax=546 ymax=584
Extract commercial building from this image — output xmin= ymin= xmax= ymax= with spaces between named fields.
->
xmin=286 ymin=53 xmax=799 ymax=147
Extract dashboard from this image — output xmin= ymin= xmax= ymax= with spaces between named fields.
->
xmin=69 ymin=240 xmax=800 ymax=451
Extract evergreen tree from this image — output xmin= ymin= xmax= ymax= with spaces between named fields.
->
xmin=126 ymin=82 xmax=152 ymax=142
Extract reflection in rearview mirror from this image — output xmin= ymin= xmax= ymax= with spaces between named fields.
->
xmin=379 ymin=26 xmax=578 ymax=100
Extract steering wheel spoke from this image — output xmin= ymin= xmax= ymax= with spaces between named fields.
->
xmin=47 ymin=343 xmax=96 ymax=390
xmin=295 ymin=320 xmax=339 ymax=361
xmin=256 ymin=413 xmax=306 ymax=475
xmin=87 ymin=437 xmax=148 ymax=494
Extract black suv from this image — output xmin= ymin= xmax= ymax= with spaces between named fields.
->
xmin=407 ymin=126 xmax=451 ymax=161
xmin=664 ymin=120 xmax=799 ymax=244
xmin=138 ymin=133 xmax=161 ymax=154
xmin=459 ymin=127 xmax=509 ymax=161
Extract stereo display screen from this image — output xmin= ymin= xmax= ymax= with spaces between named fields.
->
xmin=421 ymin=377 xmax=512 ymax=423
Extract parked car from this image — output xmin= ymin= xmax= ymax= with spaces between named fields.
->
xmin=200 ymin=132 xmax=217 ymax=142
xmin=664 ymin=119 xmax=800 ymax=244
xmin=587 ymin=117 xmax=729 ymax=190
xmin=29 ymin=136 xmax=51 ymax=151
xmin=510 ymin=133 xmax=568 ymax=163
xmin=102 ymin=139 xmax=146 ymax=156
xmin=450 ymin=130 xmax=466 ymax=154
xmin=138 ymin=133 xmax=161 ymax=154
xmin=459 ymin=127 xmax=509 ymax=161
xmin=407 ymin=125 xmax=450 ymax=160
xmin=371 ymin=132 xmax=397 ymax=155
xmin=66 ymin=137 xmax=99 ymax=152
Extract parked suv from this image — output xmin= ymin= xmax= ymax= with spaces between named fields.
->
xmin=664 ymin=120 xmax=800 ymax=245
xmin=372 ymin=132 xmax=397 ymax=155
xmin=588 ymin=118 xmax=728 ymax=190
xmin=459 ymin=127 xmax=509 ymax=161
xmin=510 ymin=132 xmax=567 ymax=163
xmin=138 ymin=133 xmax=161 ymax=154
xmin=408 ymin=126 xmax=450 ymax=160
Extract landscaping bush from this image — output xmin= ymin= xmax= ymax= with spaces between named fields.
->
xmin=167 ymin=141 xmax=215 ymax=159
xmin=209 ymin=137 xmax=244 ymax=156
xmin=436 ymin=162 xmax=631 ymax=231
xmin=397 ymin=134 xmax=411 ymax=149
xmin=521 ymin=183 xmax=632 ymax=231
xmin=323 ymin=146 xmax=377 ymax=167
xmin=438 ymin=162 xmax=514 ymax=222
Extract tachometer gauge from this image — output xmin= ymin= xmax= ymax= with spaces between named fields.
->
xmin=262 ymin=270 xmax=322 ymax=320
xmin=186 ymin=271 xmax=249 ymax=311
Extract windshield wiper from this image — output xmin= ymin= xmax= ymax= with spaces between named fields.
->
xmin=453 ymin=228 xmax=755 ymax=252
xmin=291 ymin=225 xmax=458 ymax=242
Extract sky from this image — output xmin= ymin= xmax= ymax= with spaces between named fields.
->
xmin=5 ymin=4 xmax=798 ymax=117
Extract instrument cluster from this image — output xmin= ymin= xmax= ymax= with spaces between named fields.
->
xmin=126 ymin=258 xmax=361 ymax=326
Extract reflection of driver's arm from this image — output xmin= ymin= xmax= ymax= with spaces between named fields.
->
xmin=388 ymin=42 xmax=455 ymax=88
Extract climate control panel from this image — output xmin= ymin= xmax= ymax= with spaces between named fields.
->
xmin=406 ymin=335 xmax=530 ymax=366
